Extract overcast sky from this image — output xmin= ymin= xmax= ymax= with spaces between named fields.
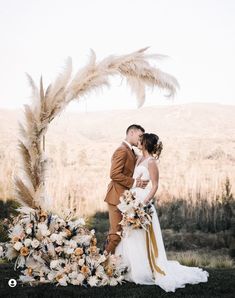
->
xmin=0 ymin=0 xmax=234 ymax=111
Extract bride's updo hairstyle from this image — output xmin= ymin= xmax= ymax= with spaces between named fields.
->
xmin=140 ymin=133 xmax=163 ymax=160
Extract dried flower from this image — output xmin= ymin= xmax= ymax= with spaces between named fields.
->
xmin=50 ymin=260 xmax=60 ymax=269
xmin=75 ymin=247 xmax=84 ymax=256
xmin=64 ymin=228 xmax=72 ymax=237
xmin=27 ymin=267 xmax=33 ymax=276
xmin=26 ymin=227 xmax=32 ymax=234
xmin=89 ymin=246 xmax=97 ymax=254
xmin=12 ymin=236 xmax=20 ymax=243
xmin=24 ymin=239 xmax=31 ymax=247
xmin=117 ymin=191 xmax=153 ymax=236
xmin=20 ymin=246 xmax=29 ymax=256
xmin=105 ymin=266 xmax=113 ymax=277
xmin=31 ymin=239 xmax=40 ymax=248
xmin=3 ymin=207 xmax=128 ymax=286
xmin=13 ymin=241 xmax=23 ymax=251
xmin=55 ymin=273 xmax=63 ymax=282
xmin=81 ymin=265 xmax=90 ymax=276
xmin=88 ymin=275 xmax=98 ymax=287
xmin=78 ymin=258 xmax=85 ymax=266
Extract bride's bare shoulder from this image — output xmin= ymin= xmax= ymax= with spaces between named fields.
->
xmin=148 ymin=157 xmax=159 ymax=168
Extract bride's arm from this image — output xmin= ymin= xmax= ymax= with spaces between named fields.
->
xmin=143 ymin=159 xmax=159 ymax=204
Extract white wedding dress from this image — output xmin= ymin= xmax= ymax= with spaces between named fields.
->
xmin=115 ymin=157 xmax=209 ymax=292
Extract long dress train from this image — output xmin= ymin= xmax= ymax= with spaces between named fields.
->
xmin=115 ymin=157 xmax=209 ymax=292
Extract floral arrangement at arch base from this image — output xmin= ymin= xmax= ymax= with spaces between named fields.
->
xmin=0 ymin=207 xmax=127 ymax=286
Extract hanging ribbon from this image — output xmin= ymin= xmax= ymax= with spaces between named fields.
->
xmin=146 ymin=222 xmax=166 ymax=276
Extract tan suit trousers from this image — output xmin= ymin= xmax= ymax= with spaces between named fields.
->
xmin=105 ymin=203 xmax=123 ymax=254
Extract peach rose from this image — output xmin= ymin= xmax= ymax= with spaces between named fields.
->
xmin=20 ymin=246 xmax=29 ymax=256
xmin=64 ymin=228 xmax=72 ymax=237
xmin=27 ymin=267 xmax=33 ymax=276
xmin=81 ymin=265 xmax=90 ymax=276
xmin=105 ymin=266 xmax=113 ymax=277
xmin=55 ymin=274 xmax=63 ymax=281
xmin=75 ymin=247 xmax=84 ymax=256
xmin=12 ymin=236 xmax=20 ymax=243
xmin=89 ymin=246 xmax=97 ymax=254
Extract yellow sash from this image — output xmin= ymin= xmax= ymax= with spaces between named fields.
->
xmin=146 ymin=223 xmax=166 ymax=276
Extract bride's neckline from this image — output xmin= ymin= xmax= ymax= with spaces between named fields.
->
xmin=136 ymin=156 xmax=153 ymax=167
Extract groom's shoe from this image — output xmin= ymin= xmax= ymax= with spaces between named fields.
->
xmin=105 ymin=233 xmax=121 ymax=254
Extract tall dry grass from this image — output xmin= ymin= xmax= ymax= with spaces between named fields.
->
xmin=0 ymin=104 xmax=234 ymax=228
xmin=1 ymin=137 xmax=234 ymax=219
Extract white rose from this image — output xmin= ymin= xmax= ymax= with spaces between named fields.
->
xmin=38 ymin=223 xmax=50 ymax=236
xmin=56 ymin=233 xmax=64 ymax=245
xmin=71 ymin=279 xmax=80 ymax=285
xmin=31 ymin=239 xmax=40 ymax=248
xmin=117 ymin=201 xmax=128 ymax=213
xmin=50 ymin=260 xmax=59 ymax=269
xmin=109 ymin=277 xmax=118 ymax=286
xmin=88 ymin=275 xmax=98 ymax=287
xmin=13 ymin=241 xmax=23 ymax=251
xmin=98 ymin=255 xmax=107 ymax=263
xmin=26 ymin=227 xmax=32 ymax=234
xmin=65 ymin=247 xmax=74 ymax=255
xmin=69 ymin=240 xmax=77 ymax=248
xmin=77 ymin=273 xmax=85 ymax=284
xmin=78 ymin=258 xmax=85 ymax=266
xmin=50 ymin=233 xmax=58 ymax=242
xmin=47 ymin=272 xmax=56 ymax=281
xmin=68 ymin=271 xmax=78 ymax=279
xmin=24 ymin=239 xmax=31 ymax=247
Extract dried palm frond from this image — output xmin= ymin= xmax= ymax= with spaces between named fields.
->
xmin=14 ymin=177 xmax=36 ymax=208
xmin=15 ymin=47 xmax=179 ymax=210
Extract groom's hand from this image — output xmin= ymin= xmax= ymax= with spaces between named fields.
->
xmin=136 ymin=174 xmax=149 ymax=189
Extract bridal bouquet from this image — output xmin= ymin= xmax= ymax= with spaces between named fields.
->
xmin=0 ymin=207 xmax=127 ymax=286
xmin=117 ymin=190 xmax=153 ymax=237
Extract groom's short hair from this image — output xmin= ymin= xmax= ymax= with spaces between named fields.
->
xmin=126 ymin=124 xmax=145 ymax=135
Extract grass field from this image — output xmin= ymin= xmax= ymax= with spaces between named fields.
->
xmin=0 ymin=263 xmax=234 ymax=298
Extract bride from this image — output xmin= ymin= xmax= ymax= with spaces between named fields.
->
xmin=115 ymin=133 xmax=209 ymax=292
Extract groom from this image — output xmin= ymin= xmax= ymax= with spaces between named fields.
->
xmin=104 ymin=124 xmax=148 ymax=254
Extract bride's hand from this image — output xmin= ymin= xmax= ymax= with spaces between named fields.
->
xmin=143 ymin=198 xmax=153 ymax=205
xmin=143 ymin=199 xmax=149 ymax=205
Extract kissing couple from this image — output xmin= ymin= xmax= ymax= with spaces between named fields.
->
xmin=103 ymin=124 xmax=209 ymax=292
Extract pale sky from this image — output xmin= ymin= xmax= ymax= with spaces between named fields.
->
xmin=0 ymin=0 xmax=234 ymax=112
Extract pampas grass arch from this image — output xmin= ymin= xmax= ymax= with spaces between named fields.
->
xmin=14 ymin=47 xmax=179 ymax=212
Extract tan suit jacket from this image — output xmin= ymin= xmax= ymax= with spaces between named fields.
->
xmin=104 ymin=142 xmax=137 ymax=205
